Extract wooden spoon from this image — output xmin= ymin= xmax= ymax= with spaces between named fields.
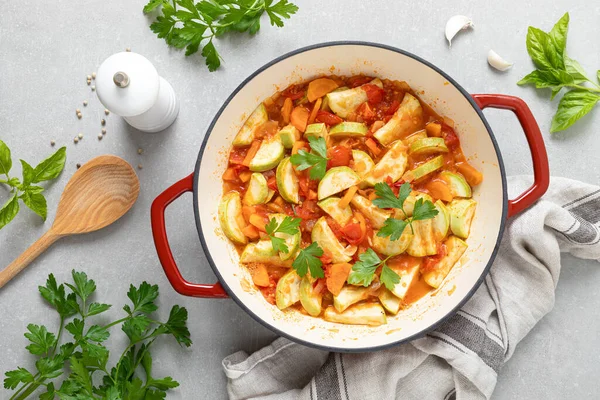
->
xmin=0 ymin=155 xmax=140 ymax=288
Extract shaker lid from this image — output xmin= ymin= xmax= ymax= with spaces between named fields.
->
xmin=96 ymin=52 xmax=160 ymax=117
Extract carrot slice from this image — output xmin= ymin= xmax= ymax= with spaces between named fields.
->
xmin=338 ymin=186 xmax=358 ymax=209
xmin=249 ymin=214 xmax=268 ymax=232
xmin=456 ymin=161 xmax=483 ymax=186
xmin=307 ymin=78 xmax=339 ymax=102
xmin=247 ymin=263 xmax=270 ymax=287
xmin=425 ymin=179 xmax=453 ymax=202
xmin=365 ymin=138 xmax=381 ymax=156
xmin=242 ymin=224 xmax=260 ymax=240
xmin=242 ymin=205 xmax=257 ymax=224
xmin=292 ymin=140 xmax=307 ymax=155
xmin=281 ymin=97 xmax=293 ymax=124
xmin=290 ymin=106 xmax=309 ymax=132
xmin=238 ymin=170 xmax=252 ymax=182
xmin=308 ymin=98 xmax=322 ymax=125
xmin=242 ymin=140 xmax=262 ymax=167
xmin=425 ymin=122 xmax=442 ymax=137
xmin=326 ymin=263 xmax=353 ymax=296
xmin=222 ymin=167 xmax=237 ymax=181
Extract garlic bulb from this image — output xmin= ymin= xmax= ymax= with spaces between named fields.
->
xmin=487 ymin=50 xmax=513 ymax=71
xmin=445 ymin=15 xmax=474 ymax=47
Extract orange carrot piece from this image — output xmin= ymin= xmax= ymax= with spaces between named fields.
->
xmin=290 ymin=106 xmax=309 ymax=132
xmin=238 ymin=170 xmax=252 ymax=182
xmin=425 ymin=180 xmax=453 ymax=202
xmin=242 ymin=205 xmax=256 ymax=224
xmin=307 ymin=78 xmax=339 ymax=102
xmin=242 ymin=140 xmax=262 ymax=166
xmin=242 ymin=224 xmax=260 ymax=240
xmin=266 ymin=202 xmax=284 ymax=213
xmin=365 ymin=138 xmax=381 ymax=156
xmin=308 ymin=98 xmax=322 ymax=125
xmin=247 ymin=263 xmax=270 ymax=287
xmin=308 ymin=189 xmax=317 ymax=200
xmin=425 ymin=122 xmax=442 ymax=137
xmin=249 ymin=214 xmax=267 ymax=232
xmin=326 ymin=263 xmax=353 ymax=296
xmin=292 ymin=140 xmax=307 ymax=155
xmin=338 ymin=186 xmax=358 ymax=209
xmin=282 ymin=97 xmax=293 ymax=124
xmin=222 ymin=167 xmax=237 ymax=181
xmin=456 ymin=162 xmax=483 ymax=186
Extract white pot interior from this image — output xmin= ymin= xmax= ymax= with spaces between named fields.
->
xmin=196 ymin=43 xmax=506 ymax=351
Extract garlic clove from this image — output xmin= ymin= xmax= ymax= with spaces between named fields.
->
xmin=487 ymin=49 xmax=513 ymax=71
xmin=445 ymin=15 xmax=474 ymax=47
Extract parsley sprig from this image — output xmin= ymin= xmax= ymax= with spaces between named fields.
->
xmin=372 ymin=182 xmax=438 ymax=241
xmin=265 ymin=215 xmax=301 ymax=253
xmin=144 ymin=0 xmax=299 ymax=71
xmin=4 ymin=271 xmax=191 ymax=399
xmin=290 ymin=136 xmax=329 ymax=180
xmin=347 ymin=248 xmax=399 ymax=291
xmin=291 ymin=242 xmax=324 ymax=278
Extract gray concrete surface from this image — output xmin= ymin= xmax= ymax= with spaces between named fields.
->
xmin=1 ymin=0 xmax=599 ymax=398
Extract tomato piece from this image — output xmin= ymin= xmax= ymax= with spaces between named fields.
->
xmin=316 ymin=110 xmax=343 ymax=126
xmin=385 ymin=99 xmax=401 ymax=115
xmin=362 ymin=84 xmax=385 ymax=105
xmin=325 ymin=217 xmax=345 ymax=240
xmin=266 ymin=176 xmax=278 ymax=192
xmin=320 ymin=251 xmax=333 ymax=265
xmin=421 ymin=243 xmax=447 ymax=273
xmin=326 ymin=145 xmax=352 ymax=169
xmin=347 ymin=75 xmax=374 ymax=88
xmin=442 ymin=124 xmax=460 ymax=150
xmin=341 ymin=223 xmax=363 ymax=245
xmin=295 ymin=200 xmax=321 ymax=219
xmin=356 ymin=102 xmax=376 ymax=122
xmin=281 ymin=84 xmax=305 ymax=100
xmin=229 ymin=148 xmax=247 ymax=165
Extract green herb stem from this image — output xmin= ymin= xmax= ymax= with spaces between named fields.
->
xmin=570 ymin=84 xmax=600 ymax=93
xmin=103 ymin=316 xmax=129 ymax=330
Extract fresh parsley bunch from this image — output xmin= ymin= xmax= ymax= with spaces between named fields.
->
xmin=0 ymin=140 xmax=66 ymax=230
xmin=265 ymin=215 xmax=301 ymax=254
xmin=518 ymin=12 xmax=600 ymax=132
xmin=3 ymin=271 xmax=191 ymax=399
xmin=144 ymin=0 xmax=299 ymax=71
xmin=348 ymin=248 xmax=399 ymax=291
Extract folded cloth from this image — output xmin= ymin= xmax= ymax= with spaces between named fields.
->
xmin=223 ymin=176 xmax=600 ymax=400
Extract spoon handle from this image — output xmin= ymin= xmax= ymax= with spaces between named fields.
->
xmin=0 ymin=230 xmax=61 ymax=288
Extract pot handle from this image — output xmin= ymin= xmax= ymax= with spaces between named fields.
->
xmin=472 ymin=94 xmax=550 ymax=218
xmin=151 ymin=173 xmax=228 ymax=298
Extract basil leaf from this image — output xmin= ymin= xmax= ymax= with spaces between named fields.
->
xmin=31 ymin=146 xmax=66 ymax=183
xmin=597 ymin=70 xmax=600 ymax=83
xmin=20 ymin=190 xmax=47 ymax=220
xmin=0 ymin=194 xmax=19 ymax=229
xmin=549 ymin=12 xmax=569 ymax=59
xmin=526 ymin=27 xmax=563 ymax=70
xmin=20 ymin=159 xmax=35 ymax=187
xmin=517 ymin=69 xmax=573 ymax=90
xmin=551 ymin=90 xmax=600 ymax=133
xmin=564 ymin=56 xmax=589 ymax=84
xmin=0 ymin=139 xmax=12 ymax=175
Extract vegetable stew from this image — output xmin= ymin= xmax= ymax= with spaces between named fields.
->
xmin=219 ymin=76 xmax=482 ymax=326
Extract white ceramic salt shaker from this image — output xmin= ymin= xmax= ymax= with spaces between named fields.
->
xmin=96 ymin=52 xmax=179 ymax=132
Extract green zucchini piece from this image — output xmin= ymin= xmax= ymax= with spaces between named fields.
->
xmin=371 ymin=227 xmax=413 ymax=256
xmin=311 ymin=217 xmax=357 ymax=263
xmin=402 ymin=155 xmax=444 ymax=182
xmin=243 ymin=173 xmax=269 ymax=206
xmin=270 ymin=213 xmax=301 ymax=260
xmin=403 ymin=129 xmax=427 ymax=145
xmin=233 ymin=103 xmax=269 ymax=147
xmin=323 ymin=303 xmax=387 ymax=326
xmin=378 ymin=288 xmax=401 ymax=314
xmin=276 ymin=157 xmax=299 ymax=204
xmin=349 ymin=194 xmax=391 ymax=229
xmin=218 ymin=192 xmax=247 ymax=245
xmin=373 ymin=93 xmax=424 ymax=146
xmin=317 ymin=197 xmax=353 ymax=226
xmin=422 ymin=236 xmax=468 ymax=288
xmin=333 ymin=285 xmax=371 ymax=312
xmin=439 ymin=171 xmax=472 ymax=198
xmin=448 ymin=198 xmax=477 ymax=239
xmin=432 ymin=200 xmax=450 ymax=241
xmin=351 ymin=150 xmax=375 ymax=178
xmin=276 ymin=270 xmax=302 ymax=310
xmin=388 ymin=264 xmax=420 ymax=300
xmin=408 ymin=137 xmax=449 ymax=155
xmin=300 ymin=276 xmax=323 ymax=317
xmin=329 ymin=122 xmax=368 ymax=138
xmin=393 ymin=191 xmax=434 ymax=219
xmin=406 ymin=219 xmax=437 ymax=257
xmin=326 ymin=78 xmax=383 ymax=118
xmin=278 ymin=125 xmax=301 ymax=149
xmin=363 ymin=140 xmax=408 ymax=186
xmin=304 ymin=123 xmax=328 ymax=139
xmin=240 ymin=240 xmax=288 ymax=267
xmin=317 ymin=166 xmax=361 ymax=200
xmin=249 ymin=137 xmax=285 ymax=172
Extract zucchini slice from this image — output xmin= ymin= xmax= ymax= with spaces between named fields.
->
xmin=402 ymin=155 xmax=444 ymax=182
xmin=403 ymin=129 xmax=427 ymax=145
xmin=243 ymin=173 xmax=269 ymax=206
xmin=422 ymin=236 xmax=468 ymax=288
xmin=373 ymin=93 xmax=424 ymax=145
xmin=304 ymin=123 xmax=328 ymax=139
xmin=240 ymin=240 xmax=288 ymax=267
xmin=218 ymin=192 xmax=247 ymax=245
xmin=276 ymin=157 xmax=299 ymax=204
xmin=439 ymin=171 xmax=472 ymax=198
xmin=448 ymin=198 xmax=477 ymax=239
xmin=371 ymin=227 xmax=413 ymax=257
xmin=233 ymin=103 xmax=269 ymax=147
xmin=326 ymin=78 xmax=383 ymax=118
xmin=311 ymin=217 xmax=357 ymax=263
xmin=329 ymin=122 xmax=368 ymax=138
xmin=249 ymin=137 xmax=285 ymax=172
xmin=276 ymin=270 xmax=302 ymax=310
xmin=270 ymin=213 xmax=301 ymax=261
xmin=300 ymin=276 xmax=323 ymax=317
xmin=317 ymin=196 xmax=353 ymax=226
xmin=363 ymin=140 xmax=408 ymax=186
xmin=378 ymin=288 xmax=401 ymax=314
xmin=432 ymin=200 xmax=450 ymax=241
xmin=317 ymin=166 xmax=361 ymax=200
xmin=278 ymin=125 xmax=301 ymax=149
xmin=388 ymin=264 xmax=420 ymax=300
xmin=408 ymin=137 xmax=449 ymax=155
xmin=406 ymin=219 xmax=438 ymax=257
xmin=349 ymin=194 xmax=391 ymax=229
xmin=394 ymin=191 xmax=434 ymax=219
xmin=351 ymin=150 xmax=375 ymax=178
xmin=333 ymin=285 xmax=371 ymax=313
xmin=323 ymin=303 xmax=387 ymax=326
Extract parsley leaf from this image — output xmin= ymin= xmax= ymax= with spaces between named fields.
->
xmin=265 ymin=215 xmax=301 ymax=253
xmin=123 ymin=282 xmax=159 ymax=315
xmin=380 ymin=265 xmax=401 ymax=291
xmin=290 ymin=136 xmax=329 ymax=180
xmin=292 ymin=242 xmax=324 ymax=278
xmin=372 ymin=182 xmax=410 ymax=209
xmin=24 ymin=324 xmax=56 ymax=355
xmin=3 ymin=367 xmax=34 ymax=389
xmin=347 ymin=249 xmax=381 ymax=287
xmin=412 ymin=197 xmax=439 ymax=221
xmin=38 ymin=274 xmax=79 ymax=318
xmin=377 ymin=218 xmax=408 ymax=241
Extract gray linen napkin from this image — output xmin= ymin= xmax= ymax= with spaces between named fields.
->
xmin=222 ymin=176 xmax=600 ymax=400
